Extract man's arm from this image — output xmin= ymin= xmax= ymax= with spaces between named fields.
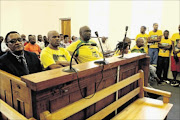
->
xmin=158 ymin=43 xmax=171 ymax=50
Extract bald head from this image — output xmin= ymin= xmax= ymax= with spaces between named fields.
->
xmin=47 ymin=31 xmax=60 ymax=49
xmin=79 ymin=26 xmax=91 ymax=42
xmin=136 ymin=37 xmax=144 ymax=48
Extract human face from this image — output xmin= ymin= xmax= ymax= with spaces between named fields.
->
xmin=124 ymin=46 xmax=129 ymax=54
xmin=38 ymin=35 xmax=42 ymax=42
xmin=21 ymin=34 xmax=26 ymax=40
xmin=60 ymin=35 xmax=64 ymax=41
xmin=137 ymin=39 xmax=144 ymax=48
xmin=102 ymin=37 xmax=106 ymax=43
xmin=64 ymin=37 xmax=69 ymax=43
xmin=29 ymin=36 xmax=36 ymax=45
xmin=49 ymin=31 xmax=60 ymax=48
xmin=7 ymin=33 xmax=23 ymax=52
xmin=153 ymin=24 xmax=158 ymax=30
xmin=80 ymin=26 xmax=91 ymax=42
xmin=178 ymin=25 xmax=180 ymax=32
xmin=164 ymin=31 xmax=169 ymax=39
xmin=140 ymin=27 xmax=146 ymax=34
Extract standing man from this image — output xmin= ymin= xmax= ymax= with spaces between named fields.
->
xmin=135 ymin=26 xmax=149 ymax=53
xmin=67 ymin=26 xmax=103 ymax=63
xmin=37 ymin=35 xmax=45 ymax=50
xmin=156 ymin=30 xmax=171 ymax=83
xmin=0 ymin=31 xmax=42 ymax=77
xmin=40 ymin=31 xmax=74 ymax=70
xmin=170 ymin=25 xmax=180 ymax=87
xmin=148 ymin=23 xmax=162 ymax=66
xmin=24 ymin=35 xmax=41 ymax=56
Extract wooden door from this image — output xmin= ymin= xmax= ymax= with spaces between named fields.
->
xmin=61 ymin=19 xmax=71 ymax=42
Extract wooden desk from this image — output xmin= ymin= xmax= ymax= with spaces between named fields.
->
xmin=0 ymin=53 xmax=149 ymax=119
xmin=18 ymin=53 xmax=149 ymax=119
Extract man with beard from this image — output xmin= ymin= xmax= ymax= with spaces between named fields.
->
xmin=40 ymin=31 xmax=75 ymax=70
xmin=24 ymin=35 xmax=41 ymax=56
xmin=0 ymin=31 xmax=42 ymax=77
xmin=67 ymin=26 xmax=103 ymax=63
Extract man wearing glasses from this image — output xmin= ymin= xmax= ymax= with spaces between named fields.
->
xmin=40 ymin=31 xmax=75 ymax=70
xmin=0 ymin=31 xmax=42 ymax=77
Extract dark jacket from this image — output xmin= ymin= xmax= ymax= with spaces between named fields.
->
xmin=0 ymin=50 xmax=42 ymax=77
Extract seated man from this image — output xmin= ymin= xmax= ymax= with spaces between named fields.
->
xmin=67 ymin=26 xmax=103 ymax=63
xmin=24 ymin=35 xmax=41 ymax=56
xmin=0 ymin=31 xmax=42 ymax=77
xmin=131 ymin=37 xmax=146 ymax=53
xmin=131 ymin=37 xmax=161 ymax=84
xmin=40 ymin=31 xmax=75 ymax=70
xmin=113 ymin=42 xmax=129 ymax=56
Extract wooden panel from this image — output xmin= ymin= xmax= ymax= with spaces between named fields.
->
xmin=11 ymin=80 xmax=33 ymax=118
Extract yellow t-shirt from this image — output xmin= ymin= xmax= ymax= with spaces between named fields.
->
xmin=148 ymin=30 xmax=162 ymax=48
xmin=40 ymin=47 xmax=71 ymax=69
xmin=131 ymin=45 xmax=146 ymax=53
xmin=171 ymin=33 xmax=180 ymax=57
xmin=66 ymin=39 xmax=103 ymax=63
xmin=158 ymin=37 xmax=172 ymax=57
xmin=135 ymin=33 xmax=149 ymax=53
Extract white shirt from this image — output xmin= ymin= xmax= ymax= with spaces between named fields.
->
xmin=37 ymin=41 xmax=45 ymax=50
xmin=98 ymin=41 xmax=111 ymax=52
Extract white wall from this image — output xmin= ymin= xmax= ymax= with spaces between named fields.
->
xmin=0 ymin=0 xmax=179 ymax=79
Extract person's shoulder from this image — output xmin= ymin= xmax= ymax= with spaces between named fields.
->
xmin=0 ymin=52 xmax=8 ymax=60
xmin=67 ymin=40 xmax=81 ymax=50
xmin=24 ymin=50 xmax=37 ymax=56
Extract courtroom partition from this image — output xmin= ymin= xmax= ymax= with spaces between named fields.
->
xmin=21 ymin=53 xmax=149 ymax=119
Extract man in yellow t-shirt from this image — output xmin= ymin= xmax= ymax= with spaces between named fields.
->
xmin=170 ymin=25 xmax=180 ymax=87
xmin=156 ymin=30 xmax=171 ymax=84
xmin=148 ymin=23 xmax=162 ymax=66
xmin=67 ymin=26 xmax=103 ymax=63
xmin=40 ymin=31 xmax=75 ymax=70
xmin=135 ymin=26 xmax=149 ymax=53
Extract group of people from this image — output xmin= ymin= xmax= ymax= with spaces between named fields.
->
xmin=0 ymin=24 xmax=179 ymax=87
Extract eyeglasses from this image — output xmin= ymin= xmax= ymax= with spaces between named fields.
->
xmin=8 ymin=38 xmax=22 ymax=44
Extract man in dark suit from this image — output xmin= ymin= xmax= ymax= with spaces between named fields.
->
xmin=0 ymin=31 xmax=42 ymax=77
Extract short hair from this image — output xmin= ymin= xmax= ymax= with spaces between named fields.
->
xmin=64 ymin=35 xmax=69 ymax=39
xmin=60 ymin=34 xmax=63 ymax=36
xmin=153 ymin=23 xmax=158 ymax=26
xmin=164 ymin=30 xmax=169 ymax=34
xmin=5 ymin=31 xmax=19 ymax=43
xmin=38 ymin=35 xmax=42 ymax=37
xmin=115 ymin=42 xmax=128 ymax=51
xmin=142 ymin=26 xmax=146 ymax=30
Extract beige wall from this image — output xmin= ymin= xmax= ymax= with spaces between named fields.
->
xmin=0 ymin=0 xmax=179 ymax=79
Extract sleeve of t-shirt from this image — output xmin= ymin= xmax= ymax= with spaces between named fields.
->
xmin=40 ymin=49 xmax=56 ymax=69
xmin=171 ymin=34 xmax=176 ymax=42
xmin=66 ymin=43 xmax=76 ymax=54
xmin=64 ymin=49 xmax=71 ymax=62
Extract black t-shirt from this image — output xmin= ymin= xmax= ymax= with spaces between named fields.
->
xmin=0 ymin=51 xmax=42 ymax=77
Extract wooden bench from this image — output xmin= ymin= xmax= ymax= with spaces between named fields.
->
xmin=0 ymin=99 xmax=35 ymax=120
xmin=40 ymin=70 xmax=173 ymax=120
xmin=40 ymin=70 xmax=172 ymax=120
